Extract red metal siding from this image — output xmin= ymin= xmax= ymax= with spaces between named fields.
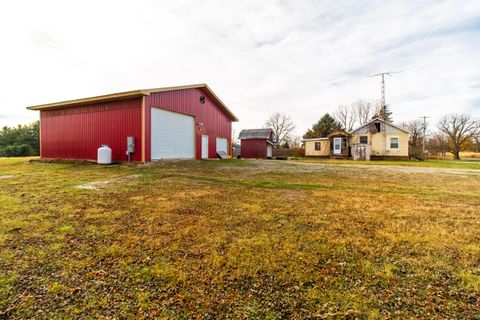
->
xmin=40 ymin=98 xmax=142 ymax=161
xmin=144 ymin=88 xmax=232 ymax=160
xmin=240 ymin=139 xmax=268 ymax=158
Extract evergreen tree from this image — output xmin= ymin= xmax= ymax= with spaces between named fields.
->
xmin=0 ymin=121 xmax=39 ymax=156
xmin=303 ymin=113 xmax=342 ymax=138
xmin=373 ymin=105 xmax=393 ymax=122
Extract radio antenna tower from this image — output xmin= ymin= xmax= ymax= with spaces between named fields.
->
xmin=367 ymin=70 xmax=402 ymax=155
xmin=367 ymin=70 xmax=402 ymax=110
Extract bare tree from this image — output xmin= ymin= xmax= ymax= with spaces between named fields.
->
xmin=400 ymin=119 xmax=425 ymax=156
xmin=427 ymin=132 xmax=449 ymax=157
xmin=265 ymin=112 xmax=296 ymax=146
xmin=472 ymin=122 xmax=480 ymax=152
xmin=352 ymin=100 xmax=381 ymax=126
xmin=231 ymin=129 xmax=239 ymax=145
xmin=333 ymin=104 xmax=357 ymax=132
xmin=289 ymin=135 xmax=302 ymax=149
xmin=473 ymin=134 xmax=480 ymax=153
xmin=437 ymin=113 xmax=480 ymax=159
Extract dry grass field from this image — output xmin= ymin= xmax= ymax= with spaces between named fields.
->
xmin=1 ymin=158 xmax=479 ymax=319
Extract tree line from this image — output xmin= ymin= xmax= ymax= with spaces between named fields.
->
xmin=0 ymin=121 xmax=40 ymax=157
xmin=2 ymin=109 xmax=479 ymax=160
xmin=263 ymin=100 xmax=480 ymax=160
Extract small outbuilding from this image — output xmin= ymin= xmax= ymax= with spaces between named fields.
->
xmin=303 ymin=137 xmax=330 ymax=157
xmin=238 ymin=128 xmax=275 ymax=158
xmin=303 ymin=131 xmax=350 ymax=159
xmin=27 ymin=84 xmax=238 ymax=162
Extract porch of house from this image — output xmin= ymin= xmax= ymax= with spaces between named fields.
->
xmin=328 ymin=131 xmax=350 ymax=159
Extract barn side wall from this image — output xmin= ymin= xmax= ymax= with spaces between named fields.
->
xmin=240 ymin=139 xmax=268 ymax=158
xmin=40 ymin=98 xmax=142 ymax=161
xmin=144 ymin=88 xmax=232 ymax=161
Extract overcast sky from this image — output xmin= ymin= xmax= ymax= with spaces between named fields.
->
xmin=0 ymin=0 xmax=479 ymax=136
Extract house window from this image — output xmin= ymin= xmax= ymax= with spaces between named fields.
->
xmin=390 ymin=137 xmax=399 ymax=149
xmin=360 ymin=136 xmax=368 ymax=144
xmin=315 ymin=142 xmax=321 ymax=150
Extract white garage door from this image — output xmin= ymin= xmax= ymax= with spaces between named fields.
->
xmin=216 ymin=137 xmax=228 ymax=153
xmin=151 ymin=108 xmax=195 ymax=159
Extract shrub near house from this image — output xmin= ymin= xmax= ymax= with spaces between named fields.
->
xmin=0 ymin=122 xmax=39 ymax=157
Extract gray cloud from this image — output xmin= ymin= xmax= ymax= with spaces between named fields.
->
xmin=0 ymin=0 xmax=479 ymax=134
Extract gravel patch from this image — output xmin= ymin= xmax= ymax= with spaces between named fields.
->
xmin=76 ymin=175 xmax=140 ymax=190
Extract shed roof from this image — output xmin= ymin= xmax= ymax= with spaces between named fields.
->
xmin=27 ymin=84 xmax=238 ymax=121
xmin=238 ymin=128 xmax=273 ymax=140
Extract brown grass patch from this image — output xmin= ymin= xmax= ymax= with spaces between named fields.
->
xmin=0 ymin=158 xmax=479 ymax=318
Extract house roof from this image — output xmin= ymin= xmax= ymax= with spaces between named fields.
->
xmin=26 ymin=83 xmax=238 ymax=121
xmin=327 ymin=130 xmax=350 ymax=137
xmin=238 ymin=128 xmax=273 ymax=140
xmin=302 ymin=137 xmax=329 ymax=142
xmin=350 ymin=117 xmax=409 ymax=134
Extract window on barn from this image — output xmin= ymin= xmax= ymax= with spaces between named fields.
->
xmin=342 ymin=138 xmax=347 ymax=149
xmin=360 ymin=136 xmax=368 ymax=144
xmin=315 ymin=142 xmax=321 ymax=150
xmin=375 ymin=122 xmax=381 ymax=132
xmin=390 ymin=137 xmax=399 ymax=149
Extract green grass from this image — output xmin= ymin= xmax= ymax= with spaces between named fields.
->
xmin=0 ymin=157 xmax=479 ymax=318
xmin=294 ymin=157 xmax=480 ymax=170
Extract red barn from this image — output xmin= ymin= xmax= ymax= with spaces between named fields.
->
xmin=27 ymin=84 xmax=238 ymax=162
xmin=238 ymin=128 xmax=275 ymax=158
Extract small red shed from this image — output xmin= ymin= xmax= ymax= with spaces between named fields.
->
xmin=238 ymin=128 xmax=275 ymax=158
xmin=27 ymin=84 xmax=238 ymax=162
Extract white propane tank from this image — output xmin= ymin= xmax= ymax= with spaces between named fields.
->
xmin=97 ymin=145 xmax=112 ymax=165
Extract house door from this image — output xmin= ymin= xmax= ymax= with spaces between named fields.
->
xmin=333 ymin=138 xmax=342 ymax=154
xmin=201 ymin=135 xmax=209 ymax=159
xmin=358 ymin=146 xmax=366 ymax=160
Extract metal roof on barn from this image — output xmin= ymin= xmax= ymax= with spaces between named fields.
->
xmin=238 ymin=128 xmax=273 ymax=140
xmin=27 ymin=83 xmax=238 ymax=121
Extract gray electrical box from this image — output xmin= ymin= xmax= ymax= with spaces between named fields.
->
xmin=127 ymin=136 xmax=135 ymax=153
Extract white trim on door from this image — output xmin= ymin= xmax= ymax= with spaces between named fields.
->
xmin=333 ymin=137 xmax=342 ymax=155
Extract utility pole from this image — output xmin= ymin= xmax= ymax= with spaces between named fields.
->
xmin=420 ymin=116 xmax=429 ymax=158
